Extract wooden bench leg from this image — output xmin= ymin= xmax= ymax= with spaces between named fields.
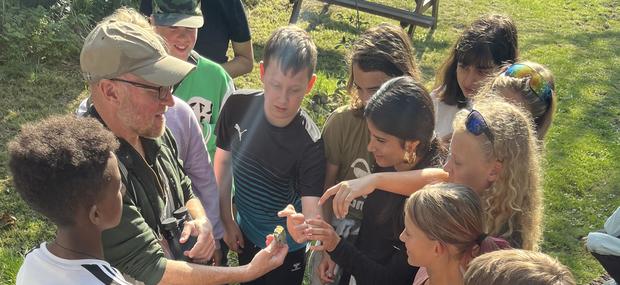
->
xmin=289 ymin=0 xmax=303 ymax=24
xmin=408 ymin=24 xmax=416 ymax=36
xmin=407 ymin=0 xmax=423 ymax=36
xmin=431 ymin=0 xmax=439 ymax=29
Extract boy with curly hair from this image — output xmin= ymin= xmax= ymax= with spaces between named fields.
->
xmin=10 ymin=115 xmax=129 ymax=285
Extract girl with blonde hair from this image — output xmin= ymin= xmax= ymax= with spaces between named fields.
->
xmin=401 ymin=183 xmax=510 ymax=285
xmin=445 ymin=96 xmax=543 ymax=249
xmin=479 ymin=61 xmax=556 ymax=139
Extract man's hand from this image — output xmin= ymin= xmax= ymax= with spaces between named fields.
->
xmin=318 ymin=253 xmax=337 ymax=284
xmin=318 ymin=175 xmax=378 ymax=219
xmin=245 ymin=234 xmax=288 ymax=281
xmin=223 ymin=220 xmax=245 ymax=253
xmin=181 ymin=217 xmax=216 ymax=261
xmin=277 ymin=204 xmax=309 ymax=243
xmin=305 ymin=217 xmax=341 ymax=252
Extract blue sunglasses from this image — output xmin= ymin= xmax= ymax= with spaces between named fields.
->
xmin=466 ymin=110 xmax=494 ymax=143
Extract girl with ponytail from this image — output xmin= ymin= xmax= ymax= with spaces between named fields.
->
xmin=401 ymin=183 xmax=510 ymax=285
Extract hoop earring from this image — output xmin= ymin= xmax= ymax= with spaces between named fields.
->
xmin=403 ymin=151 xmax=416 ymax=164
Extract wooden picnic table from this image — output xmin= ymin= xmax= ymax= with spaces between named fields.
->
xmin=289 ymin=0 xmax=439 ymax=35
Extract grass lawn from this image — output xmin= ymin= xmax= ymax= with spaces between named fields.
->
xmin=0 ymin=0 xmax=619 ymax=284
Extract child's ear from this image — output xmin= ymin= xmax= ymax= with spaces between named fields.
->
xmin=487 ymin=161 xmax=503 ymax=183
xmin=433 ymin=240 xmax=445 ymax=256
xmin=88 ymin=204 xmax=101 ymax=226
xmin=259 ymin=61 xmax=265 ymax=82
xmin=305 ymin=74 xmax=317 ymax=94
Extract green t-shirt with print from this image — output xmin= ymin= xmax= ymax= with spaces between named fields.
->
xmin=174 ymin=51 xmax=234 ymax=161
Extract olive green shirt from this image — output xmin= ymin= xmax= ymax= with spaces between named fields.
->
xmin=322 ymin=105 xmax=374 ymax=227
xmin=88 ymin=107 xmax=194 ymax=285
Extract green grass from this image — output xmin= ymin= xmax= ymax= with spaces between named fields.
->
xmin=1 ymin=0 xmax=619 ymax=284
xmin=0 ymin=63 xmax=86 ymax=285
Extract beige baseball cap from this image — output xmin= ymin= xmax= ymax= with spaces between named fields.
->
xmin=80 ymin=21 xmax=195 ymax=86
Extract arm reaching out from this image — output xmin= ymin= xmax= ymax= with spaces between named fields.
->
xmin=319 ymin=168 xmax=449 ymax=219
xmin=159 ymin=234 xmax=288 ymax=285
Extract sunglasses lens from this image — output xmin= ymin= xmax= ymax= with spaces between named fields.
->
xmin=505 ymin=64 xmax=527 ymax=77
xmin=504 ymin=64 xmax=551 ymax=101
xmin=466 ymin=111 xmax=485 ymax=136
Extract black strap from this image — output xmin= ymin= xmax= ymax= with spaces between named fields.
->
xmin=82 ymin=264 xmax=114 ymax=285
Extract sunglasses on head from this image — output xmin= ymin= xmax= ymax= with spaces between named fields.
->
xmin=465 ymin=109 xmax=494 ymax=143
xmin=503 ymin=63 xmax=553 ymax=103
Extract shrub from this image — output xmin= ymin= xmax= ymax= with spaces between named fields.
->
xmin=0 ymin=0 xmax=139 ymax=64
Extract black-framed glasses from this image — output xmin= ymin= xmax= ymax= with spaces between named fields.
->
xmin=465 ymin=109 xmax=494 ymax=143
xmin=110 ymin=78 xmax=171 ymax=100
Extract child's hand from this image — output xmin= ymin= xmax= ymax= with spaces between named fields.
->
xmin=277 ymin=204 xmax=309 ymax=243
xmin=319 ymin=175 xmax=378 ymax=219
xmin=318 ymin=252 xmax=337 ymax=284
xmin=305 ymin=217 xmax=341 ymax=252
xmin=223 ymin=220 xmax=245 ymax=253
xmin=319 ymin=168 xmax=449 ymax=219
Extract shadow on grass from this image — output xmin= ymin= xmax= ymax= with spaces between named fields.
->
xmin=303 ymin=3 xmax=364 ymax=35
xmin=411 ymin=28 xmax=450 ymax=78
xmin=533 ymin=30 xmax=619 ymax=157
xmin=526 ymin=30 xmax=620 ymax=275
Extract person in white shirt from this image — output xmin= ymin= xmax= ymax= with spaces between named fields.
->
xmin=431 ymin=14 xmax=518 ymax=140
xmin=586 ymin=207 xmax=620 ymax=284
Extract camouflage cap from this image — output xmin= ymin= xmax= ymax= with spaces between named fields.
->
xmin=152 ymin=0 xmax=204 ymax=28
xmin=80 ymin=21 xmax=195 ymax=86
